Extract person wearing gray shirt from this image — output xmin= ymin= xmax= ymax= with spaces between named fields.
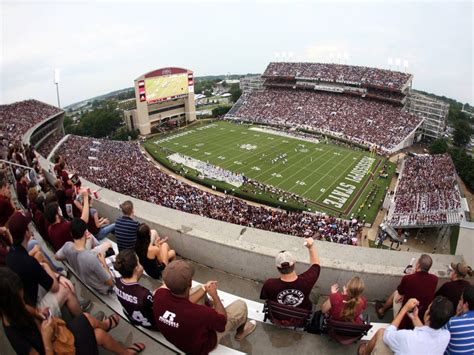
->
xmin=56 ymin=218 xmax=113 ymax=295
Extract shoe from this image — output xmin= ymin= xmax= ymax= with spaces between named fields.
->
xmin=375 ymin=300 xmax=384 ymax=320
xmin=80 ymin=299 xmax=93 ymax=313
xmin=235 ymin=320 xmax=257 ymax=341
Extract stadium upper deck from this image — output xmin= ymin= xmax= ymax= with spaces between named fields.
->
xmin=0 ymin=100 xmax=63 ymax=144
xmin=263 ymin=62 xmax=413 ymax=93
xmin=227 ymin=62 xmax=421 ymax=153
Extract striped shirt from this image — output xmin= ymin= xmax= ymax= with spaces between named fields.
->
xmin=444 ymin=310 xmax=474 ymax=354
xmin=115 ymin=216 xmax=139 ymax=251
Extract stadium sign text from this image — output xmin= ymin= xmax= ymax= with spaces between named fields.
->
xmin=322 ymin=156 xmax=375 ymax=209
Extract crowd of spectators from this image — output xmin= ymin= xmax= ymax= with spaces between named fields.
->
xmin=0 ymin=99 xmax=62 ymax=145
xmin=228 ymin=88 xmax=422 ymax=152
xmin=36 ymin=130 xmax=64 ymax=158
xmin=388 ymin=154 xmax=462 ymax=227
xmin=263 ymin=62 xmax=411 ymax=92
xmin=55 ymin=135 xmax=361 ymax=244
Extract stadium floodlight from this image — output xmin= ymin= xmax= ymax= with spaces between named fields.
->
xmin=54 ymin=69 xmax=61 ymax=108
xmin=343 ymin=52 xmax=349 ymax=64
xmin=288 ymin=52 xmax=294 ymax=62
xmin=388 ymin=57 xmax=393 ymax=69
xmin=274 ymin=52 xmax=280 ymax=62
xmin=336 ymin=52 xmax=342 ymax=64
xmin=403 ymin=59 xmax=409 ymax=72
xmin=395 ymin=58 xmax=401 ymax=70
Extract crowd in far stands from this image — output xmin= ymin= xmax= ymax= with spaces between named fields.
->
xmin=0 ymin=100 xmax=62 ymax=144
xmin=36 ymin=130 xmax=65 ymax=158
xmin=229 ymin=88 xmax=422 ymax=152
xmin=263 ymin=62 xmax=412 ymax=91
xmin=388 ymin=154 xmax=463 ymax=227
xmin=56 ymin=135 xmax=361 ymax=245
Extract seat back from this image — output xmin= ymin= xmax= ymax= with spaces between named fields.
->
xmin=327 ymin=318 xmax=372 ymax=345
xmin=263 ymin=300 xmax=312 ymax=329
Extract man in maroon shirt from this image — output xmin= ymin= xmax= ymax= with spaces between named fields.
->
xmin=45 ymin=189 xmax=89 ymax=251
xmin=153 ymin=260 xmax=256 ymax=354
xmin=376 ymin=254 xmax=438 ymax=329
xmin=260 ymin=237 xmax=320 ymax=312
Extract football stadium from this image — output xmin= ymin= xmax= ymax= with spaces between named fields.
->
xmin=144 ymin=120 xmax=394 ymax=222
xmin=1 ymin=60 xmax=472 ymax=354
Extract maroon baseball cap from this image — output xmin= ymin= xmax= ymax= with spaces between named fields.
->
xmin=7 ymin=211 xmax=32 ymax=243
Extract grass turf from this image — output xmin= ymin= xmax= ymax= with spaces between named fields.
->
xmin=144 ymin=121 xmax=395 ymax=222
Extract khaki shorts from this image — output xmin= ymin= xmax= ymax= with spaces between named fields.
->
xmin=216 ymin=300 xmax=247 ymax=341
xmin=37 ymin=284 xmax=69 ymax=317
xmin=392 ymin=291 xmax=403 ymax=318
xmin=371 ymin=330 xmax=394 ymax=355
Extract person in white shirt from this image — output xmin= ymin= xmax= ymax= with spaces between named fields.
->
xmin=359 ymin=296 xmax=454 ymax=355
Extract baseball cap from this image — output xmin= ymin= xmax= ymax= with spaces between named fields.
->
xmin=7 ymin=211 xmax=32 ymax=244
xmin=451 ymin=262 xmax=471 ymax=277
xmin=163 ymin=260 xmax=194 ymax=294
xmin=275 ymin=250 xmax=295 ymax=268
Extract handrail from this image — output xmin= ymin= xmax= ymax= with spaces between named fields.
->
xmin=0 ymin=159 xmax=35 ymax=171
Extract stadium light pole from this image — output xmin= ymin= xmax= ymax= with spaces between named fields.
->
xmin=54 ymin=69 xmax=61 ymax=108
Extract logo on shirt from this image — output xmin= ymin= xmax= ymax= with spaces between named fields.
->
xmin=277 ymin=289 xmax=305 ymax=307
xmin=159 ymin=310 xmax=179 ymax=328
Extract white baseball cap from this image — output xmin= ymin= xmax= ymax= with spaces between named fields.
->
xmin=275 ymin=251 xmax=295 ymax=268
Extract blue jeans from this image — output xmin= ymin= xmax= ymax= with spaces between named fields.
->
xmin=95 ymin=223 xmax=116 ymax=241
xmin=27 ymin=239 xmax=62 ymax=271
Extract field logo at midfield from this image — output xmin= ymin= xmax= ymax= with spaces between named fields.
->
xmin=240 ymin=144 xmax=257 ymax=151
xmin=322 ymin=156 xmax=375 ymax=209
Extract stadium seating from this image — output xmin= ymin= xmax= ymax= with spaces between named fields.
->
xmin=227 ymin=87 xmax=422 ymax=153
xmin=0 ymin=99 xmax=62 ymax=144
xmin=387 ymin=154 xmax=463 ymax=227
xmin=263 ymin=62 xmax=412 ymax=92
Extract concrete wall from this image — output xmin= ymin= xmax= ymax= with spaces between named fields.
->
xmin=457 ymin=221 xmax=474 ymax=266
xmin=36 ymin=153 xmax=464 ymax=301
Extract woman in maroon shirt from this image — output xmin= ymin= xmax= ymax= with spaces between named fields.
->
xmin=321 ymin=276 xmax=367 ymax=324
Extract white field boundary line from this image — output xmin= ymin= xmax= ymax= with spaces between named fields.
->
xmin=249 ymin=126 xmax=320 ymax=144
xmin=300 ymin=152 xmax=357 ymax=199
xmin=277 ymin=147 xmax=350 ymax=192
xmin=162 ymin=124 xmax=280 ymax=171
xmin=268 ymin=147 xmax=336 ymax=187
xmin=312 ymin=152 xmax=370 ymax=202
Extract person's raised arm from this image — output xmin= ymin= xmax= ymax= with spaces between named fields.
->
xmin=80 ymin=190 xmax=89 ymax=223
xmin=391 ymin=298 xmax=419 ymax=328
xmin=305 ymin=237 xmax=319 ymax=265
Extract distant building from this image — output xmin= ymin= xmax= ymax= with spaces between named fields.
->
xmin=240 ymin=76 xmax=264 ymax=92
xmin=407 ymin=90 xmax=449 ymax=139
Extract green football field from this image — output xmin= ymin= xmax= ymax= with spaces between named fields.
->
xmin=144 ymin=121 xmax=394 ymax=221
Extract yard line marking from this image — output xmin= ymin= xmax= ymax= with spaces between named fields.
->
xmin=300 ymin=152 xmax=357 ymax=199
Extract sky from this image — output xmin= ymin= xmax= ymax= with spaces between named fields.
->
xmin=1 ymin=0 xmax=473 ymax=107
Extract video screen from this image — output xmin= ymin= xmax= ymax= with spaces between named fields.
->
xmin=145 ymin=74 xmax=189 ymax=103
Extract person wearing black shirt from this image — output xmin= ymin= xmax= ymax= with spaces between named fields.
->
xmin=5 ymin=211 xmax=82 ymax=317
